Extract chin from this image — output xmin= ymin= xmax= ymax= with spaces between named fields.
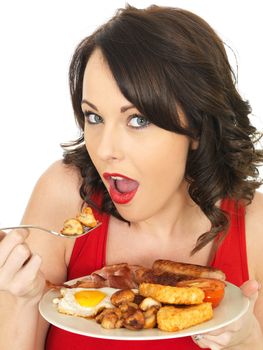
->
xmin=114 ymin=204 xmax=150 ymax=223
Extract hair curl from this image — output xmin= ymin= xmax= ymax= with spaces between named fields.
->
xmin=62 ymin=5 xmax=263 ymax=253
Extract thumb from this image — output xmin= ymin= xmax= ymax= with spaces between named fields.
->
xmin=240 ymin=279 xmax=260 ymax=300
xmin=0 ymin=230 xmax=6 ymax=241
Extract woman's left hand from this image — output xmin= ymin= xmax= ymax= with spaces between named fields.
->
xmin=192 ymin=280 xmax=262 ymax=349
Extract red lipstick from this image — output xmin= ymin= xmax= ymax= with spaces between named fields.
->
xmin=103 ymin=173 xmax=139 ymax=204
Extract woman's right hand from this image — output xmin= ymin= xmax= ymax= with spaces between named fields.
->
xmin=0 ymin=229 xmax=46 ymax=304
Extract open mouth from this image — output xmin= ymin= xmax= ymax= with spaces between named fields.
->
xmin=103 ymin=173 xmax=139 ymax=204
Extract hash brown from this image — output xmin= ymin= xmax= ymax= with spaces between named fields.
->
xmin=157 ymin=303 xmax=213 ymax=331
xmin=139 ymin=282 xmax=205 ymax=305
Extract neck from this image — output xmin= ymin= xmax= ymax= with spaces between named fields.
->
xmin=131 ymin=189 xmax=210 ymax=241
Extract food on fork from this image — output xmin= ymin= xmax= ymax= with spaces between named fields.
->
xmin=60 ymin=219 xmax=84 ymax=235
xmin=60 ymin=206 xmax=97 ymax=236
xmin=76 ymin=207 xmax=97 ymax=228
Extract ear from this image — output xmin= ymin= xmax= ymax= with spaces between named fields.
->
xmin=190 ymin=138 xmax=199 ymax=150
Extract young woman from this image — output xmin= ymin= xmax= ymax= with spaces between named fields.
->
xmin=0 ymin=5 xmax=263 ymax=350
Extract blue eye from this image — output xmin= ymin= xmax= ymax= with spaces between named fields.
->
xmin=128 ymin=114 xmax=150 ymax=129
xmin=84 ymin=112 xmax=103 ymax=124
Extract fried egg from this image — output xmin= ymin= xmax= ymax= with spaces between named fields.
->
xmin=53 ymin=287 xmax=118 ymax=318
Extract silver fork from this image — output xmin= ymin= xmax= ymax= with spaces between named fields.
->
xmin=0 ymin=222 xmax=101 ymax=238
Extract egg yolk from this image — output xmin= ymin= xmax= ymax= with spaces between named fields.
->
xmin=74 ymin=290 xmax=106 ymax=307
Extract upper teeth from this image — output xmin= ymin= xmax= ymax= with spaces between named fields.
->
xmin=111 ymin=176 xmax=123 ymax=181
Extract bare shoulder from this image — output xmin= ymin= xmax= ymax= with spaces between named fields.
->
xmin=246 ymin=191 xmax=263 ymax=234
xmin=246 ymin=190 xmax=263 ymax=214
xmin=35 ymin=159 xmax=82 ymax=193
xmin=23 ymin=160 xmax=83 ymax=216
xmin=22 ymin=160 xmax=83 ymax=284
xmin=246 ymin=192 xmax=263 ymax=328
xmin=245 ymin=191 xmax=263 ymax=280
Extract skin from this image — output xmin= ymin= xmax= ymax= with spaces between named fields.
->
xmin=82 ymin=49 xmax=204 ymax=245
xmin=0 ymin=48 xmax=263 ymax=349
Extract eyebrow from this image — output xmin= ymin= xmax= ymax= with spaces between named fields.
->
xmin=81 ymin=99 xmax=135 ymax=113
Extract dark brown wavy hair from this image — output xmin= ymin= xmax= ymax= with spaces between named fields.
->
xmin=63 ymin=5 xmax=263 ymax=253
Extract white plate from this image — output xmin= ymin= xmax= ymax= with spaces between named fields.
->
xmin=39 ymin=280 xmax=249 ymax=340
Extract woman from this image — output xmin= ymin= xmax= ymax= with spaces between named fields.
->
xmin=0 ymin=5 xmax=262 ymax=349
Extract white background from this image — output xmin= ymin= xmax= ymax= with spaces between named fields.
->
xmin=0 ymin=0 xmax=262 ymax=226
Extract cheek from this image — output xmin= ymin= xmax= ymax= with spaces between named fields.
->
xmin=143 ymin=153 xmax=187 ymax=193
xmin=137 ymin=140 xmax=190 ymax=207
xmin=84 ymin=127 xmax=98 ymax=160
xmin=142 ymin=137 xmax=189 ymax=180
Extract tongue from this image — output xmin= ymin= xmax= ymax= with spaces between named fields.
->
xmin=115 ymin=179 xmax=138 ymax=193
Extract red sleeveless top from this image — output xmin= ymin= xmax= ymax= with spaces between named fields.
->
xmin=45 ymin=198 xmax=249 ymax=349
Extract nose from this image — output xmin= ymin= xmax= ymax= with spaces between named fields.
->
xmin=96 ymin=124 xmax=124 ymax=162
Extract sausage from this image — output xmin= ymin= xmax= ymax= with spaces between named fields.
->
xmin=152 ymin=259 xmax=225 ymax=281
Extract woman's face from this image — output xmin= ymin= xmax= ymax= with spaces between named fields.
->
xmin=82 ymin=49 xmax=191 ymax=222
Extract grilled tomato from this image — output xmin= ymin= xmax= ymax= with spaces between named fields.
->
xmin=177 ymin=278 xmax=225 ymax=308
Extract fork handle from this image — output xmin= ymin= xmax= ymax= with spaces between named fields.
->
xmin=0 ymin=225 xmax=59 ymax=235
xmin=0 ymin=225 xmax=35 ymax=231
xmin=0 ymin=225 xmax=41 ymax=231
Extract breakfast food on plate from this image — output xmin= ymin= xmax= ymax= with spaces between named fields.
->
xmin=157 ymin=303 xmax=213 ymax=332
xmin=139 ymin=297 xmax=162 ymax=311
xmin=49 ymin=263 xmax=142 ymax=290
xmin=51 ymin=259 xmax=226 ymax=333
xmin=52 ymin=282 xmax=215 ymax=332
xmin=110 ymin=289 xmax=137 ymax=306
xmin=60 ymin=206 xmax=97 ymax=235
xmin=176 ymin=278 xmax=226 ymax=308
xmin=96 ymin=284 xmax=212 ymax=331
xmin=134 ymin=267 xmax=196 ymax=286
xmin=139 ymin=282 xmax=205 ymax=305
xmin=95 ymin=291 xmax=162 ymax=330
xmin=153 ymin=259 xmax=226 ymax=281
xmin=53 ymin=287 xmax=117 ymax=318
xmin=50 ymin=260 xmax=225 ymax=308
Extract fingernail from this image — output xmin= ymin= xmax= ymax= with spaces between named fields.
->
xmin=31 ymin=253 xmax=42 ymax=265
xmin=15 ymin=228 xmax=29 ymax=234
xmin=257 ymin=282 xmax=261 ymax=290
xmin=13 ymin=228 xmax=29 ymax=239
xmin=34 ymin=253 xmax=42 ymax=261
xmin=193 ymin=334 xmax=203 ymax=341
